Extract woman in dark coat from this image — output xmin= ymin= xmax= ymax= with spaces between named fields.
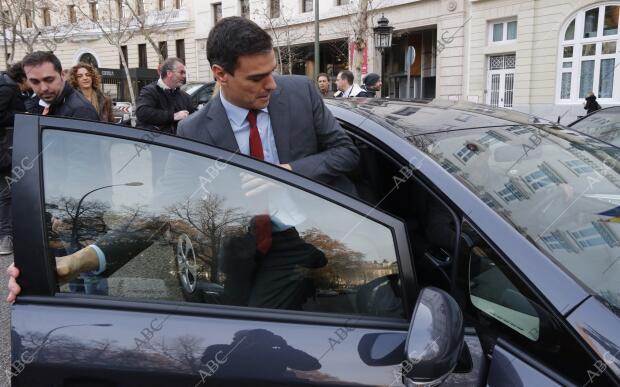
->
xmin=584 ymin=92 xmax=602 ymax=115
xmin=69 ymin=63 xmax=114 ymax=122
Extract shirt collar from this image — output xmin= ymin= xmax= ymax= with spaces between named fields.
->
xmin=157 ymin=78 xmax=172 ymax=90
xmin=219 ymin=90 xmax=269 ymax=128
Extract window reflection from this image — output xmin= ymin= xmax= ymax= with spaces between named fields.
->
xmin=42 ymin=130 xmax=404 ymax=318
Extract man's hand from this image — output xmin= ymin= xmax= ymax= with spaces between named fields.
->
xmin=6 ymin=263 xmax=20 ymax=303
xmin=6 ymin=246 xmax=100 ymax=302
xmin=173 ymin=110 xmax=189 ymax=121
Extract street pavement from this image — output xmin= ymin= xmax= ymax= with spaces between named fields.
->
xmin=0 ymin=253 xmax=11 ymax=387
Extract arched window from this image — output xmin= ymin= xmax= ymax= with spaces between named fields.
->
xmin=557 ymin=3 xmax=620 ymax=103
xmin=79 ymin=53 xmax=99 ymax=68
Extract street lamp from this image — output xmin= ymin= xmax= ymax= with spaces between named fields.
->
xmin=373 ymin=14 xmax=394 ymax=54
xmin=69 ymin=182 xmax=143 ymax=253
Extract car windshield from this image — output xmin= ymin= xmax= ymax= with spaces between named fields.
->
xmin=571 ymin=108 xmax=620 ymax=148
xmin=180 ymin=83 xmax=204 ymax=95
xmin=417 ymin=125 xmax=620 ymax=315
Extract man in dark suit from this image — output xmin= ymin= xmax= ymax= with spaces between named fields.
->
xmin=178 ymin=16 xmax=358 ymax=193
xmin=6 ymin=17 xmax=359 ymax=301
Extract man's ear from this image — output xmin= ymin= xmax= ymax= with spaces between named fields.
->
xmin=212 ymin=65 xmax=228 ymax=85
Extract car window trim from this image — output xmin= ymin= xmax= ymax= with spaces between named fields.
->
xmin=12 ymin=114 xmax=417 ymax=320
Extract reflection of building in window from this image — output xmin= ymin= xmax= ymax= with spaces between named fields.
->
xmin=478 ymin=130 xmax=508 ymax=146
xmin=441 ymin=159 xmax=461 ymax=174
xmin=393 ymin=106 xmax=420 ymax=116
xmin=481 ymin=192 xmax=503 ymax=210
xmin=541 ymin=232 xmax=574 ymax=252
xmin=505 ymin=126 xmax=532 ymax=136
xmin=496 ymin=181 xmax=527 ymax=203
xmin=570 ymin=224 xmax=609 ymax=248
xmin=454 ymin=146 xmax=476 ymax=164
xmin=562 ymin=159 xmax=594 ymax=175
xmin=522 ymin=163 xmax=566 ymax=192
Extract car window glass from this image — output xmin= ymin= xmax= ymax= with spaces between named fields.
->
xmin=464 ymin=222 xmax=541 ymax=341
xmin=570 ymin=108 xmax=620 ymax=147
xmin=41 ymin=129 xmax=404 ymax=319
xmin=418 ymin=126 xmax=620 ymax=318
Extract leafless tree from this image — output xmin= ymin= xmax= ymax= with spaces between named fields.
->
xmin=75 ymin=0 xmax=137 ymax=105
xmin=253 ymin=3 xmax=310 ymax=75
xmin=123 ymin=0 xmax=177 ymax=64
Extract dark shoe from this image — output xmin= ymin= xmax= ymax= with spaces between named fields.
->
xmin=0 ymin=235 xmax=13 ymax=255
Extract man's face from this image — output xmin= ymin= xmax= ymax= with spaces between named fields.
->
xmin=335 ymin=73 xmax=349 ymax=92
xmin=369 ymin=79 xmax=382 ymax=91
xmin=164 ymin=62 xmax=187 ymax=89
xmin=215 ymin=50 xmax=277 ymax=110
xmin=24 ymin=62 xmax=64 ymax=103
xmin=318 ymin=76 xmax=329 ymax=92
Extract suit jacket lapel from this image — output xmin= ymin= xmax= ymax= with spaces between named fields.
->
xmin=268 ymin=86 xmax=291 ymax=163
xmin=206 ymin=94 xmax=240 ymax=152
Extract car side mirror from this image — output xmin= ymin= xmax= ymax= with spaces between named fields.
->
xmin=403 ymin=287 xmax=464 ymax=386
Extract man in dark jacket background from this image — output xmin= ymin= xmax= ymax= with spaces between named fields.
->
xmin=22 ymin=51 xmax=98 ymax=120
xmin=360 ymin=73 xmax=382 ymax=97
xmin=0 ymin=62 xmax=30 ymax=254
xmin=135 ymin=57 xmax=195 ymax=134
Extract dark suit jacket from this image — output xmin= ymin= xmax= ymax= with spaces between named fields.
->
xmin=178 ymin=75 xmax=359 ymax=193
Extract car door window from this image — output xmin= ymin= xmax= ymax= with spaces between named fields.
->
xmin=41 ymin=129 xmax=405 ymax=319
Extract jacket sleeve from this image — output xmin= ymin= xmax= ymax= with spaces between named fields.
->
xmin=0 ymin=86 xmax=17 ymax=127
xmin=136 ymin=87 xmax=174 ymax=127
xmin=288 ymin=78 xmax=360 ymax=181
xmin=73 ymin=105 xmax=100 ymax=121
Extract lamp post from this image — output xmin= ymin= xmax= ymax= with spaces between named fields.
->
xmin=373 ymin=14 xmax=393 ymax=96
xmin=69 ymin=182 xmax=143 ymax=253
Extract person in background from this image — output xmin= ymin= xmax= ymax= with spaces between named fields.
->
xmin=334 ymin=70 xmax=368 ymax=98
xmin=0 ymin=62 xmax=30 ymax=255
xmin=135 ymin=57 xmax=195 ymax=134
xmin=317 ymin=73 xmax=332 ymax=98
xmin=584 ymin=92 xmax=601 ymax=115
xmin=69 ymin=63 xmax=114 ymax=122
xmin=360 ymin=73 xmax=382 ymax=97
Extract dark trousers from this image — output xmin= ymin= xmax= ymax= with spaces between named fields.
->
xmin=0 ymin=170 xmax=12 ymax=236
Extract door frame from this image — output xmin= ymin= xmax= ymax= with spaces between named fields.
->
xmin=11 ymin=113 xmax=417 ymax=329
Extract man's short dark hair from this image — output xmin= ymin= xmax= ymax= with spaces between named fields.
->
xmin=339 ymin=70 xmax=354 ymax=85
xmin=7 ymin=62 xmax=26 ymax=83
xmin=207 ymin=16 xmax=273 ymax=75
xmin=317 ymin=72 xmax=329 ymax=81
xmin=160 ymin=57 xmax=183 ymax=78
xmin=22 ymin=51 xmax=62 ymax=74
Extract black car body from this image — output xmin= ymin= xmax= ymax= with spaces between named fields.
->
xmin=8 ymin=99 xmax=620 ymax=386
xmin=181 ymin=81 xmax=217 ymax=110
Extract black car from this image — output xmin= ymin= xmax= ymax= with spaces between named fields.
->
xmin=569 ymin=106 xmax=620 ymax=148
xmin=181 ymin=81 xmax=217 ymax=110
xmin=8 ymin=99 xmax=620 ymax=386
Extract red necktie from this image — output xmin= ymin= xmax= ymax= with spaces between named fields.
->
xmin=246 ymin=110 xmax=264 ymax=160
xmin=42 ymin=106 xmax=50 ymax=115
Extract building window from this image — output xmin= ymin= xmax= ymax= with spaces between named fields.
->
xmin=159 ymin=41 xmax=168 ymax=59
xmin=562 ymin=159 xmax=594 ymax=175
xmin=68 ymin=5 xmax=77 ymax=24
xmin=174 ymin=0 xmax=182 ymax=9
xmin=302 ymin=0 xmax=313 ymax=13
xmin=176 ymin=39 xmax=185 ymax=63
xmin=522 ymin=169 xmax=554 ymax=192
xmin=489 ymin=19 xmax=517 ymax=43
xmin=240 ymin=0 xmax=250 ymax=18
xmin=89 ymin=1 xmax=98 ymax=21
xmin=454 ymin=146 xmax=476 ymax=164
xmin=120 ymin=45 xmax=128 ymax=67
xmin=496 ymin=182 xmax=526 ymax=203
xmin=136 ymin=0 xmax=145 ymax=15
xmin=159 ymin=0 xmax=166 ymax=10
xmin=270 ymin=0 xmax=280 ymax=18
xmin=42 ymin=8 xmax=51 ymax=27
xmin=213 ymin=3 xmax=222 ymax=23
xmin=570 ymin=225 xmax=607 ymax=248
xmin=138 ymin=44 xmax=147 ymax=68
xmin=336 ymin=0 xmax=350 ymax=5
xmin=558 ymin=4 xmax=620 ymax=102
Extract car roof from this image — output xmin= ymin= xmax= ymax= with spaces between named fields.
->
xmin=324 ymin=98 xmax=557 ymax=138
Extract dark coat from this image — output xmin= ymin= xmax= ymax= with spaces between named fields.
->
xmin=359 ymin=85 xmax=376 ymax=97
xmin=28 ymin=82 xmax=99 ymax=120
xmin=584 ymin=95 xmax=601 ymax=115
xmin=135 ymin=81 xmax=195 ymax=134
xmin=0 ymin=73 xmax=28 ymax=170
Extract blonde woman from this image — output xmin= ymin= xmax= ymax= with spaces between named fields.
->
xmin=69 ymin=63 xmax=114 ymax=122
